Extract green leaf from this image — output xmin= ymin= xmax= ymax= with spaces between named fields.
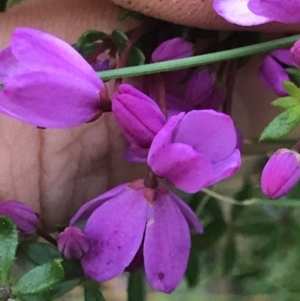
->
xmin=222 ymin=234 xmax=237 ymax=275
xmin=19 ymin=279 xmax=81 ymax=301
xmin=195 ymin=219 xmax=227 ymax=251
xmin=84 ymin=280 xmax=106 ymax=301
xmin=260 ymin=111 xmax=298 ymax=141
xmin=0 ymin=83 xmax=4 ymax=90
xmin=286 ymin=105 xmax=300 ymax=123
xmin=185 ymin=239 xmax=201 ymax=288
xmin=283 ymin=81 xmax=300 ymax=98
xmin=19 ymin=242 xmax=61 ymax=265
xmin=127 ymin=269 xmax=146 ymax=301
xmin=272 ymin=96 xmax=300 ymax=109
xmin=111 ymin=29 xmax=145 ymax=67
xmin=286 ymin=68 xmax=300 ymax=84
xmin=0 ymin=215 xmax=18 ymax=283
xmin=237 ymin=222 xmax=276 ymax=236
xmin=13 ymin=259 xmax=64 ymax=296
xmin=77 ymin=30 xmax=108 ymax=49
xmin=61 ymin=259 xmax=84 ymax=280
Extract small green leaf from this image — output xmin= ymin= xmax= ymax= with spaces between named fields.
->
xmin=0 ymin=83 xmax=4 ymax=90
xmin=128 ymin=269 xmax=146 ymax=301
xmin=61 ymin=259 xmax=84 ymax=280
xmin=111 ymin=29 xmax=145 ymax=67
xmin=19 ymin=242 xmax=61 ymax=265
xmin=283 ymin=81 xmax=300 ymax=98
xmin=77 ymin=30 xmax=108 ymax=49
xmin=13 ymin=259 xmax=64 ymax=296
xmin=84 ymin=280 xmax=106 ymax=301
xmin=0 ymin=215 xmax=18 ymax=283
xmin=237 ymin=222 xmax=276 ymax=236
xmin=272 ymin=96 xmax=300 ymax=109
xmin=222 ymin=234 xmax=236 ymax=275
xmin=19 ymin=279 xmax=81 ymax=301
xmin=185 ymin=239 xmax=201 ymax=288
xmin=260 ymin=111 xmax=298 ymax=141
xmin=286 ymin=105 xmax=300 ymax=123
xmin=286 ymin=68 xmax=300 ymax=85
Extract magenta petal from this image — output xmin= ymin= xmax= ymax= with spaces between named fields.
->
xmin=11 ymin=28 xmax=101 ymax=87
xmin=149 ymin=143 xmax=213 ymax=193
xmin=171 ymin=193 xmax=204 ymax=233
xmin=260 ymin=55 xmax=290 ymax=96
xmin=213 ymin=0 xmax=270 ymax=26
xmin=144 ymin=193 xmax=191 ymax=293
xmin=148 ymin=113 xmax=185 ymax=160
xmin=1 ymin=70 xmax=100 ymax=128
xmin=271 ymin=49 xmax=294 ymax=67
xmin=207 ymin=149 xmax=241 ymax=186
xmin=70 ymin=184 xmax=127 ymax=225
xmin=81 ymin=189 xmax=148 ymax=281
xmin=173 ymin=110 xmax=237 ymax=162
xmin=184 ymin=69 xmax=215 ymax=106
xmin=248 ymin=0 xmax=300 ymax=24
xmin=0 ymin=47 xmax=24 ymax=81
xmin=112 ymin=88 xmax=166 ymax=148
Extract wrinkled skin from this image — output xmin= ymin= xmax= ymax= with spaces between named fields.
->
xmin=0 ymin=0 xmax=297 ymax=229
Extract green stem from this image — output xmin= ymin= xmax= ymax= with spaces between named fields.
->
xmin=98 ymin=35 xmax=300 ymax=80
xmin=202 ymin=188 xmax=300 ymax=207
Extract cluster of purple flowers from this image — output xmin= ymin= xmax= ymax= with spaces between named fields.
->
xmin=1 ymin=22 xmax=300 ymax=293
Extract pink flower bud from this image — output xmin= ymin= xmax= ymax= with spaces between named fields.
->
xmin=151 ymin=38 xmax=194 ymax=62
xmin=0 ymin=200 xmax=37 ymax=234
xmin=57 ymin=226 xmax=90 ymax=259
xmin=261 ymin=148 xmax=300 ymax=199
xmin=291 ymin=40 xmax=300 ymax=68
xmin=112 ymin=84 xmax=166 ymax=148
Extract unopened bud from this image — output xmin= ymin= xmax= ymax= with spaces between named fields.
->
xmin=57 ymin=226 xmax=90 ymax=259
xmin=0 ymin=200 xmax=37 ymax=234
xmin=92 ymin=53 xmax=116 ymax=72
xmin=151 ymin=37 xmax=194 ymax=62
xmin=291 ymin=40 xmax=300 ymax=68
xmin=261 ymin=148 xmax=300 ymax=199
xmin=112 ymin=84 xmax=166 ymax=148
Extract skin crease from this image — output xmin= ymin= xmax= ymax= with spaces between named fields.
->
xmin=0 ymin=0 xmax=297 ymax=229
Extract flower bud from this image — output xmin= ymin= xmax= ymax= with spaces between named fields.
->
xmin=151 ymin=37 xmax=194 ymax=62
xmin=0 ymin=200 xmax=37 ymax=234
xmin=291 ymin=40 xmax=300 ymax=68
xmin=112 ymin=84 xmax=166 ymax=148
xmin=57 ymin=226 xmax=90 ymax=259
xmin=92 ymin=53 xmax=116 ymax=72
xmin=261 ymin=148 xmax=300 ymax=199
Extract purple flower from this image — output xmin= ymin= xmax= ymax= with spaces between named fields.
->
xmin=167 ymin=69 xmax=225 ymax=117
xmin=151 ymin=38 xmax=194 ymax=62
xmin=112 ymin=84 xmax=166 ymax=148
xmin=152 ymin=38 xmax=194 ymax=85
xmin=291 ymin=40 xmax=300 ymax=69
xmin=147 ymin=110 xmax=241 ymax=193
xmin=261 ymin=148 xmax=300 ymax=199
xmin=213 ymin=0 xmax=300 ymax=26
xmin=70 ymin=180 xmax=203 ymax=293
xmin=0 ymin=28 xmax=105 ymax=128
xmin=260 ymin=49 xmax=294 ymax=96
xmin=92 ymin=53 xmax=116 ymax=72
xmin=0 ymin=200 xmax=37 ymax=234
xmin=57 ymin=226 xmax=90 ymax=259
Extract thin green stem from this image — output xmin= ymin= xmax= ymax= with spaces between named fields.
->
xmin=202 ymin=188 xmax=300 ymax=207
xmin=98 ymin=35 xmax=300 ymax=80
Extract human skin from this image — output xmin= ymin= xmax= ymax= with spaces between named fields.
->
xmin=0 ymin=0 xmax=296 ymax=229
